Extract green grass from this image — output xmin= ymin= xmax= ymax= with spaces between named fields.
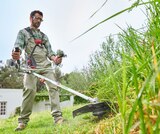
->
xmin=0 ymin=104 xmax=106 ymax=134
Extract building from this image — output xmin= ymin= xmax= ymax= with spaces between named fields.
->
xmin=0 ymin=89 xmax=74 ymax=119
xmin=0 ymin=89 xmax=22 ymax=119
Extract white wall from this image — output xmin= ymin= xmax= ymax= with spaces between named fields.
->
xmin=0 ymin=89 xmax=23 ymax=119
xmin=32 ymin=96 xmax=74 ymax=113
xmin=0 ymin=89 xmax=74 ymax=119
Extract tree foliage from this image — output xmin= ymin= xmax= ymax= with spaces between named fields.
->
xmin=0 ymin=66 xmax=23 ymax=89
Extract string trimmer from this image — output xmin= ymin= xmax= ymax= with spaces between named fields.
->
xmin=24 ymin=71 xmax=113 ymax=118
xmin=11 ymin=47 xmax=114 ymax=119
xmin=29 ymin=72 xmax=113 ymax=118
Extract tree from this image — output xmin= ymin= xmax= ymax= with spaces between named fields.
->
xmin=0 ymin=66 xmax=23 ymax=89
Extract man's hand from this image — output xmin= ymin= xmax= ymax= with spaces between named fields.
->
xmin=12 ymin=51 xmax=20 ymax=60
xmin=51 ymin=55 xmax=62 ymax=65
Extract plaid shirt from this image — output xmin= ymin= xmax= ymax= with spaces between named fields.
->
xmin=14 ymin=27 xmax=55 ymax=58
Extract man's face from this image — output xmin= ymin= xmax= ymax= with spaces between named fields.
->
xmin=30 ymin=13 xmax=43 ymax=29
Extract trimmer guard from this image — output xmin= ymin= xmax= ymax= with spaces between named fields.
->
xmin=73 ymin=102 xmax=112 ymax=118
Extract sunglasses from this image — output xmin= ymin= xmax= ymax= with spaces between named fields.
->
xmin=32 ymin=16 xmax=43 ymax=22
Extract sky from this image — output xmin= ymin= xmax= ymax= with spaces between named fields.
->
xmin=0 ymin=0 xmax=147 ymax=73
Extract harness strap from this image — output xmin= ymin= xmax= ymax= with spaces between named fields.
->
xmin=24 ymin=27 xmax=45 ymax=68
xmin=25 ymin=27 xmax=45 ymax=56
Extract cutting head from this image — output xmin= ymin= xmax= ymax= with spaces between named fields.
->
xmin=73 ymin=101 xmax=116 ymax=119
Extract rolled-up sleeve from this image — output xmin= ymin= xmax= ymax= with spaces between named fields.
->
xmin=14 ymin=30 xmax=25 ymax=53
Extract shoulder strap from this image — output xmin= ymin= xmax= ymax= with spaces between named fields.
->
xmin=40 ymin=31 xmax=45 ymax=41
xmin=24 ymin=27 xmax=37 ymax=57
xmin=25 ymin=27 xmax=35 ymax=39
xmin=24 ymin=27 xmax=46 ymax=56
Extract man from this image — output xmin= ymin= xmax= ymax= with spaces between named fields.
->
xmin=12 ymin=10 xmax=64 ymax=131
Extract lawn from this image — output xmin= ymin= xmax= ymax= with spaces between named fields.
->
xmin=0 ymin=104 xmax=109 ymax=134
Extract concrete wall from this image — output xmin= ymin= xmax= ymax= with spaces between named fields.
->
xmin=32 ymin=96 xmax=74 ymax=113
xmin=0 ymin=89 xmax=23 ymax=119
xmin=0 ymin=89 xmax=74 ymax=119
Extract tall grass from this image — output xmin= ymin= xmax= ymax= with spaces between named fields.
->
xmin=81 ymin=1 xmax=160 ymax=133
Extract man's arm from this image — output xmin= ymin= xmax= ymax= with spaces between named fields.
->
xmin=43 ymin=35 xmax=55 ymax=58
xmin=43 ymin=35 xmax=62 ymax=65
xmin=12 ymin=30 xmax=25 ymax=60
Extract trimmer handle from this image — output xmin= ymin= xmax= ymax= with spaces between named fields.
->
xmin=13 ymin=47 xmax=20 ymax=68
xmin=56 ymin=49 xmax=67 ymax=58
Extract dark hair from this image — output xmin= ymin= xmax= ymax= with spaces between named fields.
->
xmin=30 ymin=10 xmax=43 ymax=18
